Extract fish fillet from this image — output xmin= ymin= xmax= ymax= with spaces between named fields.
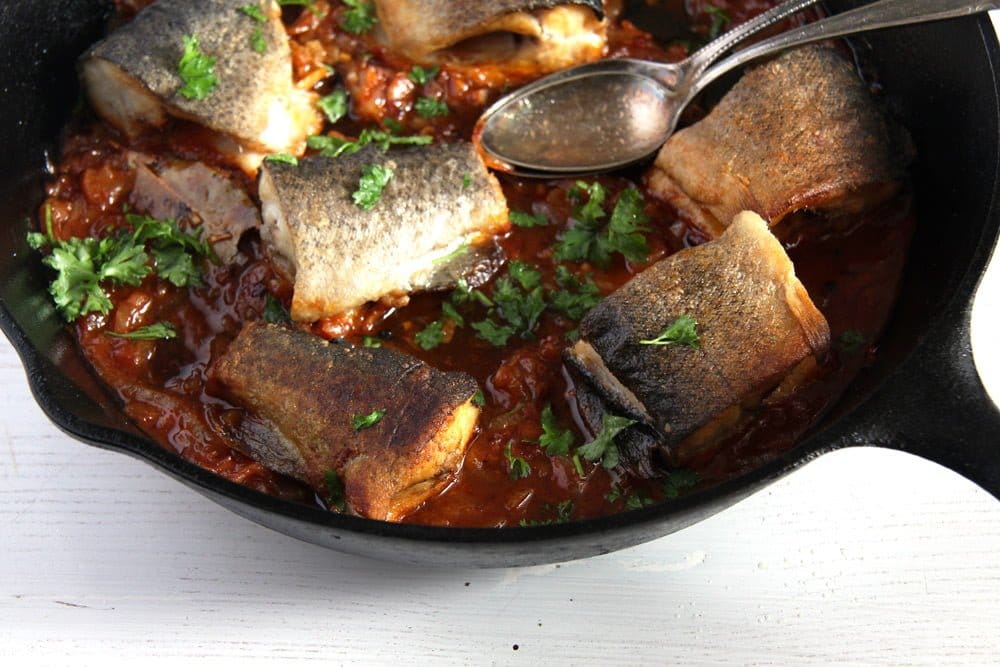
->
xmin=81 ymin=0 xmax=320 ymax=169
xmin=566 ymin=211 xmax=830 ymax=470
xmin=258 ymin=141 xmax=510 ymax=321
xmin=214 ymin=321 xmax=481 ymax=520
xmin=648 ymin=46 xmax=913 ymax=239
xmin=128 ymin=155 xmax=260 ymax=263
xmin=373 ymin=0 xmax=606 ymax=71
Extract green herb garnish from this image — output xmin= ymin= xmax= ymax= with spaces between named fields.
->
xmin=177 ymin=35 xmax=218 ymax=100
xmin=351 ymin=408 xmax=385 ymax=431
xmin=507 ymin=260 xmax=541 ymax=291
xmin=414 ymin=96 xmax=449 ymax=118
xmin=625 ymin=494 xmax=655 ymax=510
xmin=537 ymin=405 xmax=574 ymax=456
xmin=414 ymin=320 xmax=445 ymax=350
xmin=471 ymin=388 xmax=486 ymax=407
xmin=462 ymin=173 xmax=472 ymax=189
xmin=263 ymin=293 xmax=290 ymax=323
xmin=408 ymin=65 xmax=439 ymax=85
xmin=106 ymin=322 xmax=178 ymax=341
xmin=433 ymin=243 xmax=470 ymax=265
xmin=264 ymin=153 xmax=298 ymax=166
xmin=277 ymin=0 xmax=322 ymax=16
xmin=441 ymin=301 xmax=465 ymax=327
xmin=510 ymin=210 xmax=548 ymax=228
xmin=240 ymin=4 xmax=266 ymax=22
xmin=549 ymin=265 xmax=601 ymax=321
xmin=504 ymin=442 xmax=531 ymax=480
xmin=838 ymin=329 xmax=866 ymax=353
xmin=639 ymin=314 xmax=700 ymax=348
xmin=323 ymin=469 xmax=347 ymax=511
xmin=519 ymin=500 xmax=574 ymax=526
xmin=471 ymin=319 xmax=516 ymax=347
xmin=362 ymin=335 xmax=382 ymax=348
xmin=340 ymin=0 xmax=377 ymax=34
xmin=554 ymin=183 xmax=650 ymax=267
xmin=307 ymin=128 xmax=431 ymax=159
xmin=578 ymin=414 xmax=636 ymax=470
xmin=662 ymin=469 xmax=700 ymax=498
xmin=705 ymin=4 xmax=731 ymax=41
xmin=352 ymin=163 xmax=393 ymax=210
xmin=240 ymin=5 xmax=268 ymax=53
xmin=318 ymin=89 xmax=349 ymax=124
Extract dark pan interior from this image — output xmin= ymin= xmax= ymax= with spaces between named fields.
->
xmin=1 ymin=1 xmax=998 ymax=567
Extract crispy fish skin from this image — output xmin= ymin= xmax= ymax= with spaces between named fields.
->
xmin=648 ymin=46 xmax=913 ymax=239
xmin=258 ymin=141 xmax=510 ymax=321
xmin=373 ymin=0 xmax=606 ymax=70
xmin=214 ymin=322 xmax=481 ymax=521
xmin=81 ymin=0 xmax=320 ymax=166
xmin=566 ymin=211 xmax=830 ymax=467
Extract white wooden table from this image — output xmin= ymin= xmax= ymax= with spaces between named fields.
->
xmin=4 ymin=26 xmax=1000 ymax=667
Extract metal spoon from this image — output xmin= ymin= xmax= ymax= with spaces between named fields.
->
xmin=477 ymin=0 xmax=999 ymax=177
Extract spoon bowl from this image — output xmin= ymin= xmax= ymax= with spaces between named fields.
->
xmin=477 ymin=0 xmax=1000 ymax=177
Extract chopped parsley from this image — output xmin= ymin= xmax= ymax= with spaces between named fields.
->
xmin=239 ymin=4 xmax=266 ymax=21
xmin=352 ymin=163 xmax=394 ymax=210
xmin=340 ymin=0 xmax=377 ymax=34
xmin=471 ymin=388 xmax=486 ymax=407
xmin=263 ymin=293 xmax=290 ymax=323
xmin=414 ymin=96 xmax=450 ymax=118
xmin=510 ymin=210 xmax=548 ymax=228
xmin=177 ymin=35 xmax=218 ymax=100
xmin=408 ymin=65 xmax=439 ymax=85
xmin=351 ymin=408 xmax=385 ymax=431
xmin=639 ymin=314 xmax=700 ymax=348
xmin=433 ymin=243 xmax=470 ymax=265
xmin=277 ymin=0 xmax=322 ymax=16
xmin=106 ymin=322 xmax=177 ymax=341
xmin=662 ymin=469 xmax=700 ymax=498
xmin=606 ymin=486 xmax=625 ymax=503
xmin=317 ymin=89 xmax=349 ymax=124
xmin=264 ymin=153 xmax=298 ymax=166
xmin=239 ymin=5 xmax=268 ymax=53
xmin=492 ymin=276 xmax=546 ymax=337
xmin=504 ymin=442 xmax=531 ymax=480
xmin=577 ymin=414 xmax=636 ymax=470
xmin=414 ymin=320 xmax=445 ymax=350
xmin=471 ymin=319 xmax=515 ymax=347
xmin=451 ymin=277 xmax=493 ymax=308
xmin=507 ymin=261 xmax=541 ymax=291
xmin=549 ymin=265 xmax=600 ymax=321
xmin=323 ymin=469 xmax=346 ymax=511
xmin=307 ymin=128 xmax=432 ymax=159
xmin=362 ymin=335 xmax=382 ymax=348
xmin=838 ymin=329 xmax=866 ymax=353
xmin=625 ymin=493 xmax=655 ymax=510
xmin=554 ymin=182 xmax=650 ymax=267
xmin=519 ymin=500 xmax=574 ymax=527
xmin=705 ymin=4 xmax=731 ymax=41
xmin=462 ymin=173 xmax=472 ymax=189
xmin=28 ymin=210 xmax=210 ymax=321
xmin=536 ymin=405 xmax=574 ymax=456
xmin=441 ymin=301 xmax=465 ymax=327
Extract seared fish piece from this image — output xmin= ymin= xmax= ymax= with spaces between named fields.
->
xmin=648 ymin=46 xmax=912 ymax=239
xmin=81 ymin=0 xmax=320 ymax=168
xmin=373 ymin=0 xmax=606 ymax=72
xmin=214 ymin=322 xmax=481 ymax=520
xmin=129 ymin=155 xmax=260 ymax=263
xmin=566 ymin=212 xmax=830 ymax=469
xmin=258 ymin=141 xmax=509 ymax=321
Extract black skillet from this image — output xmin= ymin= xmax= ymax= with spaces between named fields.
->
xmin=1 ymin=0 xmax=998 ymax=567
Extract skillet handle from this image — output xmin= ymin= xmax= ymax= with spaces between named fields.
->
xmin=846 ymin=299 xmax=1000 ymax=500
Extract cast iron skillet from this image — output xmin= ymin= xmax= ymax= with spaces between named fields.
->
xmin=1 ymin=0 xmax=999 ymax=567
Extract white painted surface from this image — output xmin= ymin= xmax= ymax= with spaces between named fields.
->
xmin=3 ymin=16 xmax=1000 ymax=667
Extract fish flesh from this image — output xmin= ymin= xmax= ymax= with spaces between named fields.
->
xmin=566 ymin=211 xmax=830 ymax=471
xmin=373 ymin=0 xmax=606 ymax=71
xmin=81 ymin=0 xmax=320 ymax=169
xmin=258 ymin=141 xmax=510 ymax=321
xmin=129 ymin=155 xmax=260 ymax=263
xmin=213 ymin=321 xmax=481 ymax=520
xmin=647 ymin=46 xmax=913 ymax=239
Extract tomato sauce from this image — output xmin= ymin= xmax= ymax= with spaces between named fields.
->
xmin=40 ymin=0 xmax=910 ymax=527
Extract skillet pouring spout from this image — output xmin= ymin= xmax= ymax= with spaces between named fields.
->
xmin=0 ymin=0 xmax=998 ymax=566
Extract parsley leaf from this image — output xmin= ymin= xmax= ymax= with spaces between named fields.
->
xmin=519 ymin=500 xmax=574 ymax=526
xmin=264 ymin=153 xmax=298 ymax=166
xmin=504 ymin=442 xmax=531 ymax=480
xmin=408 ymin=65 xmax=439 ymax=85
xmin=318 ymin=89 xmax=349 ymax=124
xmin=323 ymin=469 xmax=347 ymax=511
xmin=263 ymin=293 xmax=290 ymax=323
xmin=705 ymin=4 xmax=731 ymax=41
xmin=433 ymin=243 xmax=470 ymax=265
xmin=106 ymin=322 xmax=178 ymax=341
xmin=462 ymin=173 xmax=472 ymax=189
xmin=471 ymin=388 xmax=486 ymax=407
xmin=307 ymin=128 xmax=431 ymax=159
xmin=604 ymin=188 xmax=650 ymax=263
xmin=177 ymin=35 xmax=218 ymax=101
xmin=625 ymin=494 xmax=655 ymax=510
xmin=662 ymin=469 xmax=700 ymax=498
xmin=441 ymin=301 xmax=465 ymax=327
xmin=578 ymin=414 xmax=636 ymax=470
xmin=554 ymin=183 xmax=650 ymax=267
xmin=640 ymin=314 xmax=700 ymax=348
xmin=549 ymin=265 xmax=601 ymax=321
xmin=351 ymin=408 xmax=385 ymax=431
xmin=452 ymin=277 xmax=493 ymax=308
xmin=537 ymin=405 xmax=574 ymax=456
xmin=471 ymin=319 xmax=515 ymax=347
xmin=510 ymin=210 xmax=548 ymax=228
xmin=414 ymin=97 xmax=449 ymax=118
xmin=492 ymin=277 xmax=546 ymax=337
xmin=362 ymin=335 xmax=382 ymax=348
xmin=340 ymin=0 xmax=377 ymax=34
xmin=507 ymin=260 xmax=541 ymax=291
xmin=240 ymin=4 xmax=266 ymax=22
xmin=240 ymin=5 xmax=268 ymax=53
xmin=352 ymin=163 xmax=394 ymax=210
xmin=414 ymin=320 xmax=445 ymax=350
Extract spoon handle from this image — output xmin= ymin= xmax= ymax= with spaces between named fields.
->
xmin=687 ymin=0 xmax=1000 ymax=102
xmin=685 ymin=0 xmax=825 ymax=81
